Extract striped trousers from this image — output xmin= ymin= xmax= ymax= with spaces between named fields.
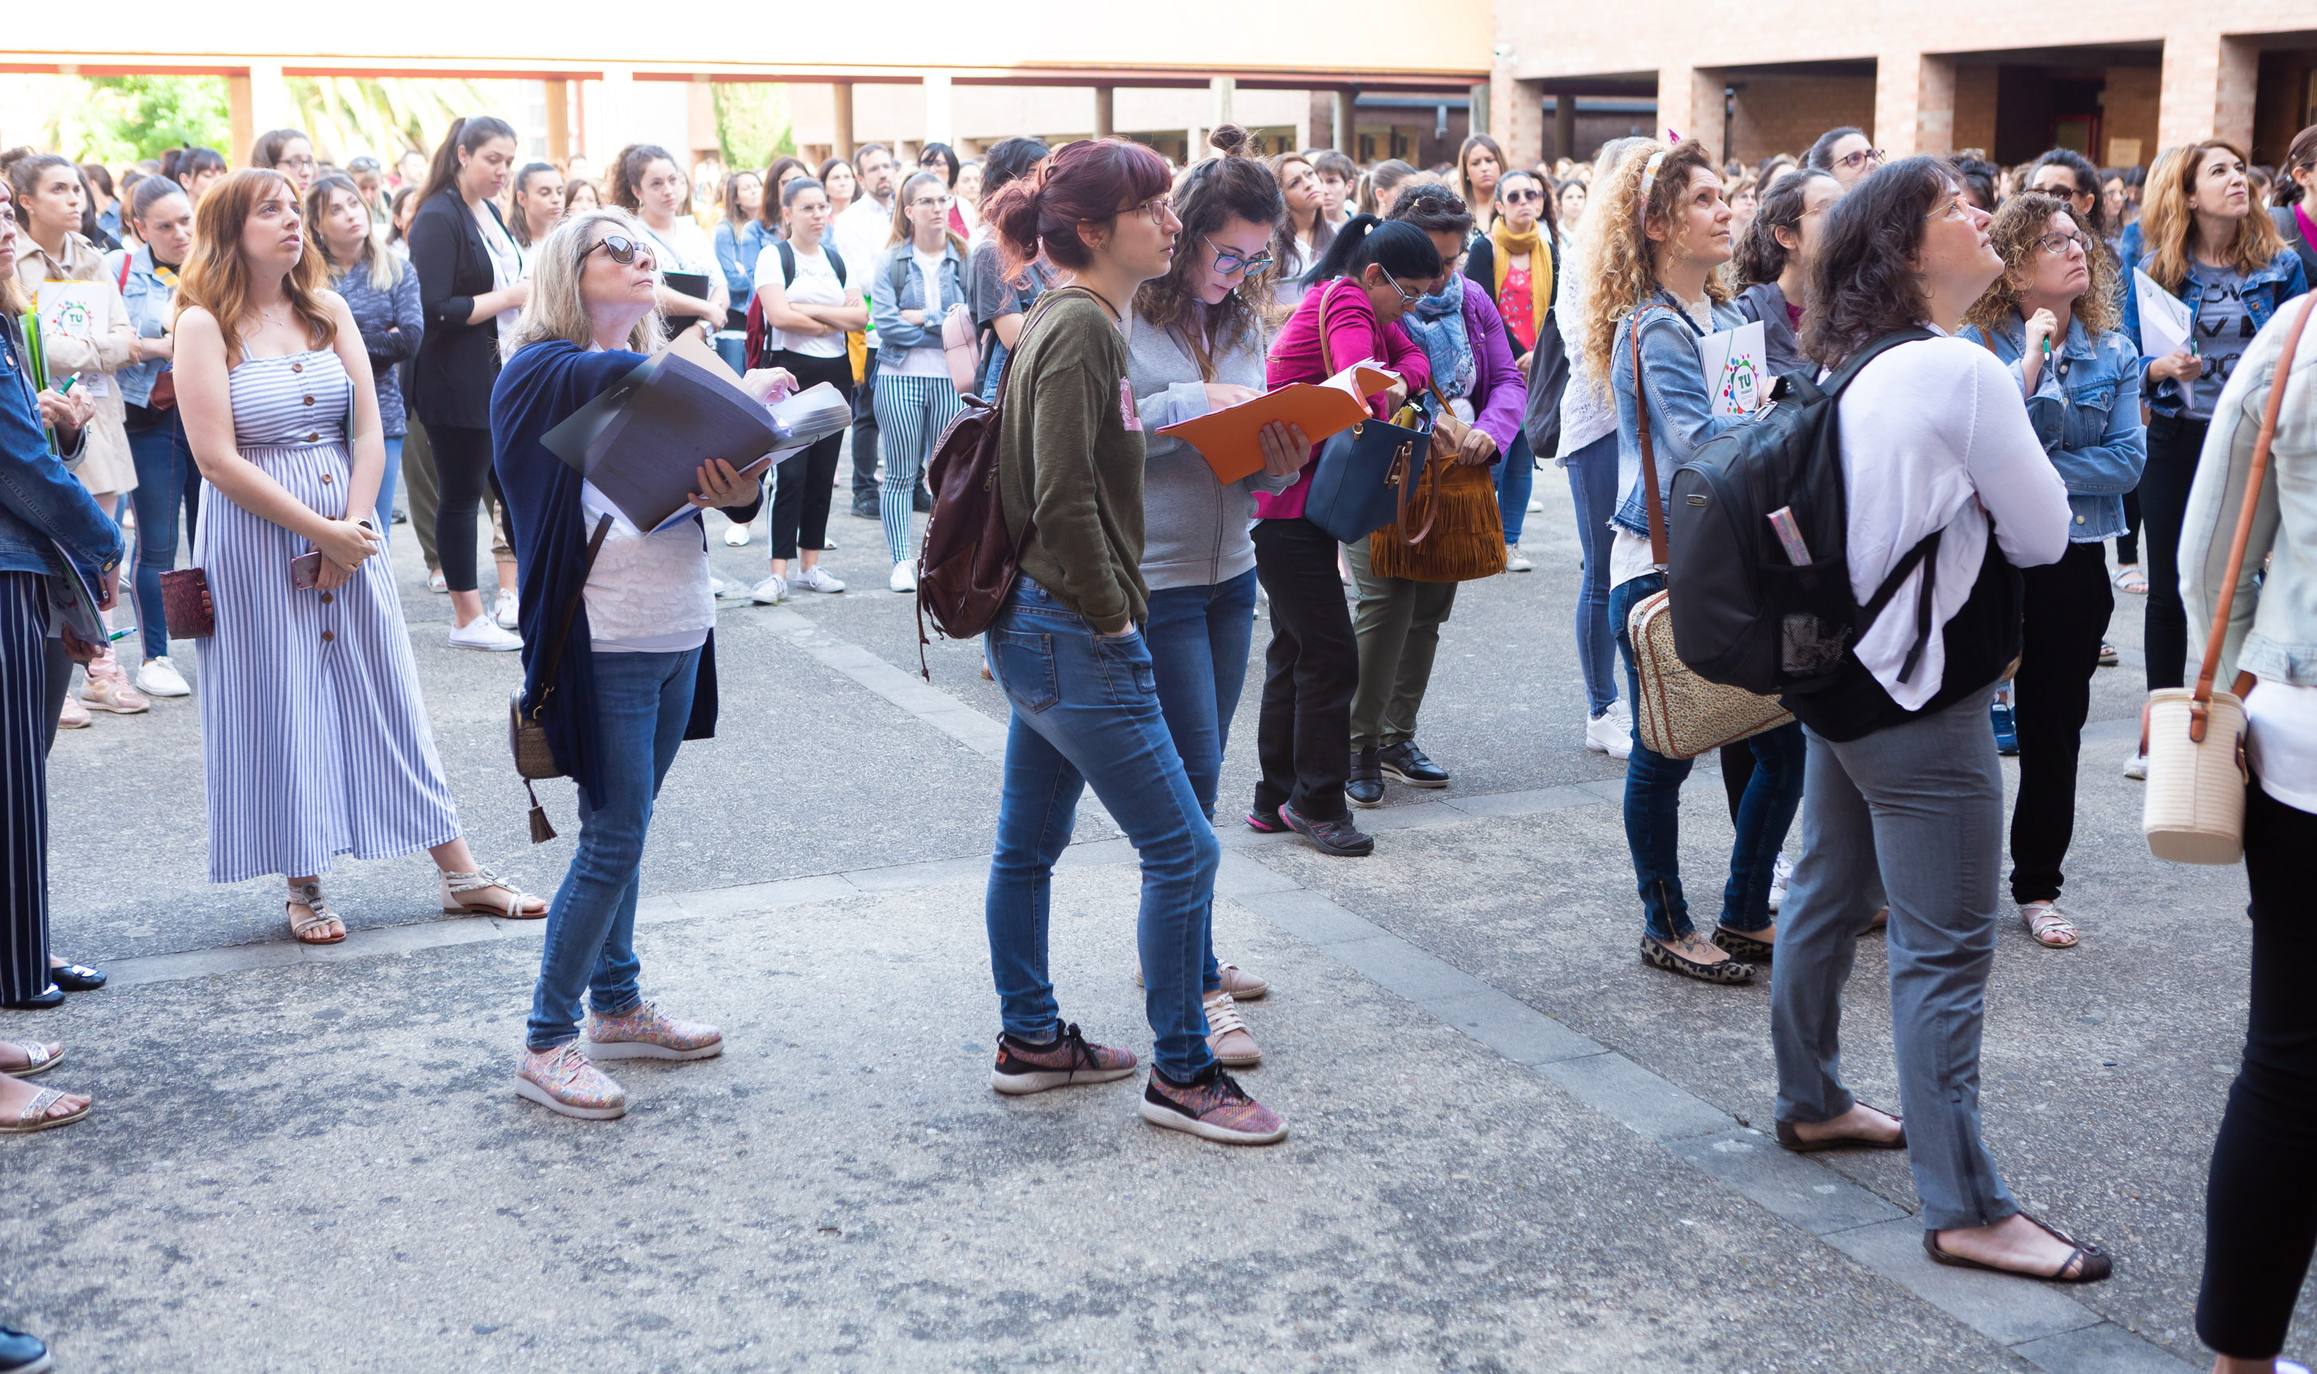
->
xmin=872 ymin=372 xmax=964 ymax=568
xmin=1 ymin=572 xmax=69 ymax=1004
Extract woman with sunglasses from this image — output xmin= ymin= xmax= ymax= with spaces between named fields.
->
xmin=978 ymin=136 xmax=1286 ymax=1146
xmin=1805 ymin=126 xmax=1883 ymax=189
xmin=869 ymin=170 xmax=969 ymax=594
xmin=1125 ymin=125 xmax=1306 ymax=1069
xmin=1254 ymin=215 xmax=1438 ymax=857
xmin=1464 ymin=168 xmax=1555 ymax=571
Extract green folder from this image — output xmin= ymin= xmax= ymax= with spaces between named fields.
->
xmin=19 ymin=311 xmax=54 ymax=453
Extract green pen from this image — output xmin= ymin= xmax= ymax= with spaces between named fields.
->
xmin=57 ymin=370 xmax=80 ymax=394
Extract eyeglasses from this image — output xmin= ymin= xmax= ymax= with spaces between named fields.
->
xmin=1835 ymin=148 xmax=1886 ymax=172
xmin=347 ymin=157 xmax=380 ymax=174
xmin=2035 ymin=230 xmax=2092 ymax=258
xmin=1378 ymin=264 xmax=1422 ymax=307
xmin=1130 ymin=195 xmax=1176 ymax=227
xmin=1924 ymin=193 xmax=1973 ymax=223
xmin=277 ymin=155 xmax=318 ymax=172
xmin=911 ymin=195 xmax=954 ymax=210
xmin=1205 ymin=236 xmax=1273 ymax=278
xmin=581 ymin=234 xmax=656 ymax=269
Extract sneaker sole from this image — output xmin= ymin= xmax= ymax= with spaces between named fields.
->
xmin=79 ymin=700 xmax=150 ymax=715
xmin=1378 ymin=767 xmax=1448 ymax=789
xmin=990 ymin=1064 xmax=1137 ymax=1096
xmin=585 ymin=1038 xmax=725 ymax=1062
xmin=449 ymin=640 xmax=522 ymax=652
xmin=513 ymin=1076 xmax=626 ymax=1120
xmin=1210 ymin=1043 xmax=1263 ymax=1068
xmin=1346 ymin=787 xmax=1385 ymax=810
xmin=1283 ymin=817 xmax=1374 ymax=857
xmin=1138 ymin=1098 xmax=1288 ymax=1145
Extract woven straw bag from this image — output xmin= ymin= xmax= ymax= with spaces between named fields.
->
xmin=2143 ymin=291 xmax=2315 ymax=864
xmin=1624 ymin=316 xmax=1792 ymax=760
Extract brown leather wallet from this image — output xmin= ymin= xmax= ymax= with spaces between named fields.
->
xmin=158 ymin=567 xmax=213 ymax=637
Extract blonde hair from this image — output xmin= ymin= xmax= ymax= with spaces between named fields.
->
xmin=502 ymin=210 xmax=664 ymax=359
xmin=174 ymin=168 xmax=337 ymax=360
xmin=2139 ymin=140 xmax=2289 ymax=290
xmin=1579 ymin=139 xmax=1730 ymax=398
xmin=1962 ymin=192 xmax=2120 ymax=338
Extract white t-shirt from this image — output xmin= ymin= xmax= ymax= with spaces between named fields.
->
xmin=639 ymin=217 xmax=712 ymax=276
xmin=475 ymin=205 xmax=524 ymax=350
xmin=755 ymin=241 xmax=847 ymax=359
xmin=884 ymin=246 xmax=951 ymax=379
xmin=832 ymin=198 xmax=895 ymax=346
xmin=2248 ymin=682 xmax=2317 ymax=812
xmin=577 ymin=480 xmax=715 ymax=653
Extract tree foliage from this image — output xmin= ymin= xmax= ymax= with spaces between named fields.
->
xmin=63 ymin=77 xmax=232 ymax=164
xmin=713 ymin=85 xmax=795 ymax=173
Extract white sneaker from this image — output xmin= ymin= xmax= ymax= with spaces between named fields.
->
xmin=1527 ymin=495 xmax=1545 ymax=514
xmin=1767 ymin=854 xmax=1793 ymax=913
xmin=709 ymin=575 xmax=742 ymax=600
xmin=792 ymin=566 xmax=846 ymax=594
xmin=723 ymin=520 xmax=753 ymax=547
xmin=888 ymin=562 xmax=917 ymax=594
xmin=2123 ymin=752 xmax=2148 ymax=781
xmin=448 ymin=617 xmax=523 ymax=652
xmin=135 ymin=656 xmax=192 ymax=698
xmin=749 ymin=573 xmax=789 ymax=605
xmin=492 ymin=587 xmax=521 ymax=631
xmin=1584 ymin=709 xmax=1632 ymax=760
xmin=1505 ymin=546 xmax=1533 ymax=573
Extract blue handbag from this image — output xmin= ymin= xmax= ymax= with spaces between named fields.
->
xmin=1299 ymin=284 xmax=1433 ymax=544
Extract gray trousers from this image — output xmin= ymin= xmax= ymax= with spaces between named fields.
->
xmin=1343 ymin=537 xmax=1457 ymax=750
xmin=1770 ymin=687 xmax=2020 ymax=1232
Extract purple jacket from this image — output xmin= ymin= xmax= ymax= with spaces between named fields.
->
xmin=1458 ymin=276 xmax=1528 ymax=453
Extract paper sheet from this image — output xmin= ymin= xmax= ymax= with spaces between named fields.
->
xmin=1696 ymin=319 xmax=1769 ymax=418
xmin=2134 ymin=268 xmax=2196 ymax=408
xmin=1155 ymin=363 xmax=1401 ymax=483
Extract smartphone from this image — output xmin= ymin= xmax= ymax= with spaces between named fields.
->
xmin=290 ymin=551 xmax=324 ymax=590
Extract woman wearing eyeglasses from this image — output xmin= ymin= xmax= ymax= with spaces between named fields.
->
xmin=1125 ymin=126 xmax=1305 ymax=1069
xmin=1805 ymin=127 xmax=1882 ymax=189
xmin=1961 ymin=195 xmax=2146 ymax=952
xmin=251 ymin=129 xmax=319 ymax=197
xmin=869 ymin=169 xmax=969 ymax=593
xmin=1464 ymin=168 xmax=1556 ymax=571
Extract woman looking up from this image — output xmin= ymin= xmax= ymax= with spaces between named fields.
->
xmin=605 ymin=144 xmax=726 ymax=342
xmin=1268 ymin=150 xmax=1335 ymax=308
xmin=868 ymin=169 xmax=969 ymax=593
xmin=2269 ymin=124 xmax=2317 ymax=283
xmin=1804 ymin=126 xmax=1883 ymax=189
xmin=1731 ymin=169 xmax=1842 ymax=379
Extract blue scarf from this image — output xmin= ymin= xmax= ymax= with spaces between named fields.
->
xmin=1401 ymin=275 xmax=1475 ymax=401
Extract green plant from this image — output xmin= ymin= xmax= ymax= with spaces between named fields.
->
xmin=713 ymin=85 xmax=795 ymax=173
xmin=63 ymin=76 xmax=232 ymax=164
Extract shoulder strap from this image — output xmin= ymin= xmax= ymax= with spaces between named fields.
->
xmin=1314 ymin=279 xmax=1353 ymax=376
xmin=778 ymin=239 xmax=797 ymax=287
xmin=1626 ymin=307 xmax=1679 ymax=567
xmin=826 ymin=243 xmax=846 ymax=285
xmin=528 ymin=514 xmax=615 ymax=720
xmin=117 ymin=252 xmax=132 ymax=292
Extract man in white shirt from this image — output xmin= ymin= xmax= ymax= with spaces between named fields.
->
xmin=835 ymin=144 xmax=902 ymax=517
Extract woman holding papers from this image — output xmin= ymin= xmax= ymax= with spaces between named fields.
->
xmin=977 ymin=138 xmax=1288 ymax=1146
xmin=2120 ymin=141 xmax=2307 ymax=778
xmin=749 ymin=175 xmax=863 ymax=602
xmin=1592 ymin=138 xmax=1802 ymax=985
xmin=1126 ymin=126 xmax=1304 ymax=1070
xmin=606 ymin=145 xmax=727 ymax=344
xmin=491 ymin=209 xmax=783 ymax=1121
xmin=173 ymin=169 xmax=544 ymax=946
xmin=870 ymin=172 xmax=970 ymax=593
xmin=1962 ymin=195 xmax=2145 ymax=950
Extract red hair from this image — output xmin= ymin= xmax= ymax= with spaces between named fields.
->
xmin=982 ymin=138 xmax=1172 ymax=281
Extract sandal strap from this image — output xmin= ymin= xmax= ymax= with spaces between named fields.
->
xmin=2023 ymin=904 xmax=2078 ymax=944
xmin=4 ymin=1041 xmax=55 ymax=1071
xmin=442 ymin=868 xmax=535 ymax=916
xmin=19 ymin=1087 xmax=62 ymax=1125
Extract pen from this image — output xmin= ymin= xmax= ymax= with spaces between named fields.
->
xmin=57 ymin=371 xmax=81 ymax=394
xmin=106 ymin=624 xmax=136 ymax=643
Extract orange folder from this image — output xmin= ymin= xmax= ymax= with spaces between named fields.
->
xmin=1156 ymin=363 xmax=1402 ymax=483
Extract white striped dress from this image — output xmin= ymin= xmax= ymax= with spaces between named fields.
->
xmin=196 ymin=347 xmax=461 ymax=883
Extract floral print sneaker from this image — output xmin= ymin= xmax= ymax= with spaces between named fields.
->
xmin=1140 ymin=1063 xmax=1288 ymax=1146
xmin=585 ymin=1002 xmax=725 ymax=1061
xmin=990 ymin=1022 xmax=1138 ymax=1096
xmin=515 ymin=1043 xmax=626 ymax=1120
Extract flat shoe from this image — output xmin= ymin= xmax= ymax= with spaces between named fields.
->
xmin=1638 ymin=935 xmax=1752 ymax=985
xmin=2 ymin=986 xmax=66 ymax=1011
xmin=1712 ymin=926 xmax=1775 ymax=963
xmin=1923 ymin=1212 xmax=2112 ymax=1284
xmin=49 ymin=962 xmax=105 ymax=992
xmin=1774 ymin=1105 xmax=1906 ymax=1152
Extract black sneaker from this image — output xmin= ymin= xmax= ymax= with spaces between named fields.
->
xmin=1378 ymin=741 xmax=1450 ymax=787
xmin=0 ymin=1325 xmax=50 ymax=1374
xmin=1347 ymin=746 xmax=1384 ymax=808
xmin=913 ymin=485 xmax=935 ymax=514
xmin=851 ymin=496 xmax=880 ymax=520
xmin=1280 ymin=802 xmax=1375 ymax=857
xmin=989 ymin=1022 xmax=1139 ymax=1096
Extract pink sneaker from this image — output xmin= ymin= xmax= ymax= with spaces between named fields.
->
xmin=585 ymin=1002 xmax=724 ymax=1061
xmin=990 ymin=1022 xmax=1138 ymax=1095
xmin=80 ymin=651 xmax=150 ymax=715
xmin=1140 ymin=1064 xmax=1287 ymax=1145
xmin=514 ymin=1043 xmax=626 ymax=1120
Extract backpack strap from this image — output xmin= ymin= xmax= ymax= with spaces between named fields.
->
xmin=825 ymin=243 xmax=846 ymax=286
xmin=1828 ymin=327 xmax=1945 ymax=683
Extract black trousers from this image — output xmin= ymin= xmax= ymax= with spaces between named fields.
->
xmin=2197 ymin=782 xmax=2317 ymax=1359
xmin=2115 ymin=486 xmax=2141 ymax=567
xmin=849 ymin=347 xmax=881 ymax=502
xmin=2007 ymin=541 xmax=2113 ymax=905
xmin=2140 ymin=414 xmax=2207 ymax=694
xmin=769 ymin=350 xmax=852 ymax=559
xmin=1252 ymin=516 xmax=1357 ymax=822
xmin=1 ymin=573 xmax=70 ymax=1004
xmin=429 ymin=423 xmax=502 ymax=594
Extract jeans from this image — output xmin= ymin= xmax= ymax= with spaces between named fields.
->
xmin=125 ymin=412 xmax=203 ymax=663
xmin=1145 ymin=569 xmax=1259 ymax=994
xmin=1343 ymin=535 xmax=1456 ymax=750
xmin=983 ymin=576 xmax=1219 ymax=1080
xmin=2115 ymin=486 xmax=2141 ymax=567
xmin=1495 ymin=431 xmax=1535 ymax=546
xmin=1610 ymin=571 xmax=1804 ymax=940
xmin=378 ymin=435 xmax=404 ymax=540
xmin=1566 ymin=432 xmax=1620 ymax=718
xmin=2140 ymin=414 xmax=2206 ymax=694
xmin=2197 ymin=781 xmax=2317 ymax=1360
xmin=1772 ymin=689 xmax=2020 ymax=1232
xmin=525 ymin=648 xmax=700 ymax=1051
xmin=2008 ymin=541 xmax=2112 ymax=905
xmin=1251 ymin=516 xmax=1358 ymax=823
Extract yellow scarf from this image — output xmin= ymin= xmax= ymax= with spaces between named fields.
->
xmin=1487 ymin=221 xmax=1550 ymax=344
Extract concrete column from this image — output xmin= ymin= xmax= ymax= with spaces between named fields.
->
xmin=544 ymin=78 xmax=572 ymax=165
xmin=1093 ymin=86 xmax=1115 ymax=138
xmin=923 ymin=72 xmax=955 ymax=147
xmin=2158 ymin=28 xmax=2260 ymax=153
xmin=1210 ymin=76 xmax=1237 ymax=129
xmin=1468 ymin=82 xmax=1491 ymax=138
xmin=832 ymin=80 xmax=856 ymax=158
xmin=1655 ymin=67 xmax=1721 ymax=162
xmin=1332 ymin=89 xmax=1354 ymax=151
xmin=1554 ymin=94 xmax=1577 ymax=164
xmin=1872 ymin=50 xmax=1953 ymax=159
xmin=235 ymin=60 xmax=292 ymax=163
xmin=1491 ymin=74 xmax=1540 ymax=170
xmin=227 ymin=75 xmax=254 ymax=167
xmin=687 ymin=77 xmax=718 ymax=160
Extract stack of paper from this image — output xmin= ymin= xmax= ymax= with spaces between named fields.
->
xmin=2133 ymin=268 xmax=2197 ymax=408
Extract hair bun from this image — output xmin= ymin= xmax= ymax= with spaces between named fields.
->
xmin=1209 ymin=124 xmax=1250 ymax=158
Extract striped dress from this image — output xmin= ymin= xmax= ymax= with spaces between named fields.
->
xmin=196 ymin=347 xmax=461 ymax=883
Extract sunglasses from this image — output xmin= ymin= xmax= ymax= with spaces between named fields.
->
xmin=1500 ymin=188 xmax=1543 ymax=203
xmin=1206 ymin=236 xmax=1273 ymax=277
xmin=581 ymin=234 xmax=656 ymax=269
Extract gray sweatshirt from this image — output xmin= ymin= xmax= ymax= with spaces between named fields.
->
xmin=1125 ymin=306 xmax=1291 ymax=591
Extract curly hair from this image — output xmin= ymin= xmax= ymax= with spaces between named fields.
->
xmin=1578 ymin=138 xmax=1730 ymax=398
xmin=1801 ymin=156 xmax=1953 ymax=368
xmin=1962 ymin=192 xmax=2119 ymax=338
xmin=1733 ymin=168 xmax=1837 ymax=288
xmin=1135 ymin=125 xmax=1285 ymax=374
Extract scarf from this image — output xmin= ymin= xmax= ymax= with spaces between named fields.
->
xmin=1401 ymin=275 xmax=1475 ymax=400
xmin=1487 ymin=220 xmax=1551 ymax=343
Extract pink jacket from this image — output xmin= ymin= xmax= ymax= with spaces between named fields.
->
xmin=1256 ymin=279 xmax=1431 ymax=521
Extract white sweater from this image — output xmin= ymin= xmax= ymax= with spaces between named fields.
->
xmin=1835 ymin=333 xmax=2071 ymax=709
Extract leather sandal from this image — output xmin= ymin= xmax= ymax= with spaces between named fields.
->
xmin=0 ymin=1085 xmax=90 ymax=1135
xmin=1775 ymin=1103 xmax=1906 ymax=1152
xmin=440 ymin=868 xmax=546 ymax=919
xmin=1639 ymin=934 xmax=1753 ymax=985
xmin=286 ymin=882 xmax=347 ymax=945
xmin=1924 ymin=1212 xmax=2112 ymax=1284
xmin=0 ymin=1041 xmax=63 ymax=1078
xmin=2021 ymin=902 xmax=2079 ymax=949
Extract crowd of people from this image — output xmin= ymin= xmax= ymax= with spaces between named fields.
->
xmin=3 ymin=106 xmax=2317 ymax=1374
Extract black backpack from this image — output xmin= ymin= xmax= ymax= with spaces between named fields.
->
xmin=741 ymin=239 xmax=847 ymax=369
xmin=1664 ymin=327 xmax=1944 ymax=697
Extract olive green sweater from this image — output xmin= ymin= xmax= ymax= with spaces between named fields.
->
xmin=996 ymin=287 xmax=1148 ymax=631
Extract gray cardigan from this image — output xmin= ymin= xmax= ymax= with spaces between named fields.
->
xmin=1125 ymin=307 xmax=1290 ymax=591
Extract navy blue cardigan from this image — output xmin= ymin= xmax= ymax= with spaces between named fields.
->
xmin=490 ymin=339 xmax=763 ymax=806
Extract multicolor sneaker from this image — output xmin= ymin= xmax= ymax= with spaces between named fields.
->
xmin=990 ymin=1022 xmax=1138 ymax=1096
xmin=584 ymin=1002 xmax=725 ymax=1061
xmin=1140 ymin=1063 xmax=1288 ymax=1145
xmin=514 ymin=1043 xmax=627 ymax=1120
xmin=1244 ymin=805 xmax=1288 ymax=834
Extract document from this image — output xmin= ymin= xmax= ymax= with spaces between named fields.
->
xmin=1697 ymin=319 xmax=1768 ymax=418
xmin=34 ymin=280 xmax=114 ymax=397
xmin=1156 ymin=363 xmax=1402 ymax=483
xmin=2134 ymin=268 xmax=2196 ymax=408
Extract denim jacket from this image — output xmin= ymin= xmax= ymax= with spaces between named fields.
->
xmin=104 ymin=244 xmax=177 ymax=408
xmin=714 ymin=219 xmax=772 ymax=309
xmin=1608 ymin=297 xmax=1746 ymax=540
xmin=0 ymin=315 xmax=120 ymax=585
xmin=869 ymin=241 xmax=968 ymax=351
xmin=1961 ymin=314 xmax=2146 ymax=541
xmin=2123 ymin=247 xmax=2309 ymax=418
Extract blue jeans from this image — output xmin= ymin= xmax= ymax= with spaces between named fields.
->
xmin=984 ymin=576 xmax=1220 ymax=1080
xmin=525 ymin=648 xmax=700 ymax=1051
xmin=1494 ymin=431 xmax=1535 ymax=546
xmin=1144 ymin=569 xmax=1259 ymax=994
xmin=379 ymin=435 xmax=404 ymax=539
xmin=125 ymin=413 xmax=204 ymax=663
xmin=1566 ymin=432 xmax=1621 ymax=718
xmin=1608 ymin=571 xmax=1805 ymax=941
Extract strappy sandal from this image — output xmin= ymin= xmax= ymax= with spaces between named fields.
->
xmin=0 ymin=1041 xmax=64 ymax=1078
xmin=2112 ymin=564 xmax=2148 ymax=595
xmin=440 ymin=868 xmax=547 ymax=920
xmin=1775 ymin=1103 xmax=1906 ymax=1153
xmin=2021 ymin=902 xmax=2080 ymax=950
xmin=0 ymin=1085 xmax=91 ymax=1134
xmin=287 ymin=882 xmax=347 ymax=945
xmin=1924 ymin=1212 xmax=2113 ymax=1284
xmin=1639 ymin=934 xmax=1754 ymax=985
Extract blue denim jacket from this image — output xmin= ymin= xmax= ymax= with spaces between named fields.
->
xmin=1961 ymin=314 xmax=2146 ymax=541
xmin=714 ymin=219 xmax=772 ymax=309
xmin=0 ymin=316 xmax=122 ymax=584
xmin=2122 ymin=247 xmax=2309 ymax=417
xmin=870 ymin=241 xmax=968 ymax=351
xmin=1607 ymin=299 xmax=1746 ymax=539
xmin=104 ymin=244 xmax=176 ymax=409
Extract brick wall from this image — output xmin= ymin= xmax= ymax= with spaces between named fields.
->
xmin=1724 ymin=74 xmax=1877 ymax=163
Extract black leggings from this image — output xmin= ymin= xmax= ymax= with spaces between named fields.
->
xmin=2197 ymin=782 xmax=2317 ymax=1359
xmin=429 ymin=423 xmax=502 ymax=594
xmin=769 ymin=350 xmax=853 ymax=560
xmin=1252 ymin=516 xmax=1358 ymax=822
xmin=2139 ymin=414 xmax=2207 ymax=694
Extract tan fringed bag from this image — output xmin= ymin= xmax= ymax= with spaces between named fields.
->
xmin=2142 ymin=291 xmax=2316 ymax=864
xmin=1369 ymin=385 xmax=1509 ymax=582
